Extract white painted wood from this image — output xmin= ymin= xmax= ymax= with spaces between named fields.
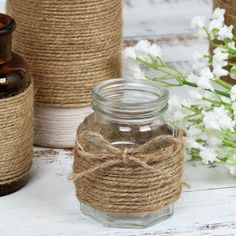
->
xmin=0 ymin=153 xmax=235 ymax=236
xmin=123 ymin=0 xmax=212 ymax=38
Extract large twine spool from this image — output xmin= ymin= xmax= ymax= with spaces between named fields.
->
xmin=71 ymin=114 xmax=185 ymax=217
xmin=213 ymin=0 xmax=236 ymax=84
xmin=7 ymin=0 xmax=123 ymax=148
xmin=0 ymin=84 xmax=33 ymax=186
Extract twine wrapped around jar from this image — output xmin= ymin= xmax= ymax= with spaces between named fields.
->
xmin=0 ymin=84 xmax=33 ymax=187
xmin=213 ymin=0 xmax=236 ymax=34
xmin=70 ymin=114 xmax=185 ymax=217
xmin=7 ymin=0 xmax=122 ymax=148
xmin=213 ymin=0 xmax=236 ymax=84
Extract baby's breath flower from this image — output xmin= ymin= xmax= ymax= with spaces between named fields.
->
xmin=199 ymin=148 xmax=218 ymax=164
xmin=230 ymin=85 xmax=236 ymax=101
xmin=212 ymin=8 xmax=225 ymax=21
xmin=191 ymin=16 xmax=205 ymax=30
xmin=217 ymin=25 xmax=234 ymax=40
xmin=203 ymin=106 xmax=235 ymax=131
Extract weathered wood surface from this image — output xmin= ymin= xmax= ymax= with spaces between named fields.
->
xmin=1 ymin=1 xmax=235 ymax=236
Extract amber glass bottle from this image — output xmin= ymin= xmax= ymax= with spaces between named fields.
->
xmin=0 ymin=13 xmax=31 ymax=196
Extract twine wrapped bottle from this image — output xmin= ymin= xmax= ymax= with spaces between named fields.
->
xmin=213 ymin=0 xmax=236 ymax=84
xmin=7 ymin=0 xmax=123 ymax=148
xmin=71 ymin=79 xmax=184 ymax=228
xmin=0 ymin=13 xmax=33 ymax=196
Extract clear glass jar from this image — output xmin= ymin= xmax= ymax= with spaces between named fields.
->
xmin=80 ymin=78 xmax=175 ymax=228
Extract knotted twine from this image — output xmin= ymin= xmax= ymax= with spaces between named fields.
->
xmin=70 ymin=114 xmax=185 ymax=217
xmin=0 ymin=84 xmax=33 ymax=185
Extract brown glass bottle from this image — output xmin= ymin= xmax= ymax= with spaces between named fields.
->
xmin=0 ymin=13 xmax=31 ymax=196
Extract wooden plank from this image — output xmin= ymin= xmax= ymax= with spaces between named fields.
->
xmin=0 ymin=155 xmax=235 ymax=236
xmin=123 ymin=0 xmax=212 ymax=38
xmin=0 ymin=0 xmax=212 ymax=38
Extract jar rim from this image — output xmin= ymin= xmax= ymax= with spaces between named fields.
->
xmin=92 ymin=78 xmax=169 ymax=107
xmin=0 ymin=13 xmax=16 ymax=35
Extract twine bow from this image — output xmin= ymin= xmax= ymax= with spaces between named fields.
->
xmin=69 ymin=130 xmax=184 ymax=183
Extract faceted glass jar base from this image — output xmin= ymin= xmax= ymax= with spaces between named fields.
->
xmin=80 ymin=203 xmax=174 ymax=229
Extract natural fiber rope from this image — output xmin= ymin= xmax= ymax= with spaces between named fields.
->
xmin=7 ymin=0 xmax=122 ymax=108
xmin=213 ymin=0 xmax=236 ymax=34
xmin=213 ymin=0 xmax=236 ymax=85
xmin=71 ymin=114 xmax=185 ymax=217
xmin=0 ymin=84 xmax=33 ymax=185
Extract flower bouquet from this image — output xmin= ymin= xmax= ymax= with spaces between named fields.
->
xmin=124 ymin=8 xmax=236 ymax=176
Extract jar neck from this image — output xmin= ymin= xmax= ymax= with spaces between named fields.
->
xmin=0 ymin=14 xmax=16 ymax=65
xmin=92 ymin=79 xmax=169 ymax=125
xmin=0 ymin=34 xmax=12 ymax=64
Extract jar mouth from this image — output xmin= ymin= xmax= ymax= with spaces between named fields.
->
xmin=0 ymin=14 xmax=16 ymax=35
xmin=93 ymin=78 xmax=169 ymax=106
xmin=92 ymin=78 xmax=169 ymax=123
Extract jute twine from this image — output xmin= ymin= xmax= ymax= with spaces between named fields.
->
xmin=213 ymin=0 xmax=236 ymax=34
xmin=70 ymin=114 xmax=185 ymax=217
xmin=213 ymin=0 xmax=236 ymax=84
xmin=7 ymin=0 xmax=123 ymax=108
xmin=0 ymin=84 xmax=33 ymax=185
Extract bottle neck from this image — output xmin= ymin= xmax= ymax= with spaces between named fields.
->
xmin=92 ymin=79 xmax=169 ymax=125
xmin=0 ymin=33 xmax=12 ymax=64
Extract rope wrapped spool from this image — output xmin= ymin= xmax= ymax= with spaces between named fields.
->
xmin=0 ymin=84 xmax=33 ymax=192
xmin=213 ymin=0 xmax=236 ymax=84
xmin=71 ymin=114 xmax=185 ymax=217
xmin=7 ymin=0 xmax=123 ymax=148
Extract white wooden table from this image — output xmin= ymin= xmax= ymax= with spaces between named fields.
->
xmin=2 ymin=1 xmax=236 ymax=235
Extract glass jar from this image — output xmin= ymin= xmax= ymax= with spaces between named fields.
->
xmin=80 ymin=78 xmax=176 ymax=228
xmin=0 ymin=13 xmax=32 ymax=196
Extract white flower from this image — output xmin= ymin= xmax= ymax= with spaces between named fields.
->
xmin=232 ymin=102 xmax=236 ymax=117
xmin=230 ymin=85 xmax=236 ymax=101
xmin=213 ymin=48 xmax=229 ymax=64
xmin=123 ymin=62 xmax=145 ymax=80
xmin=166 ymin=95 xmax=190 ymax=124
xmin=185 ymin=137 xmax=204 ymax=150
xmin=192 ymin=51 xmax=209 ymax=71
xmin=149 ymin=44 xmax=162 ymax=58
xmin=191 ymin=16 xmax=205 ymax=30
xmin=218 ymin=25 xmax=234 ymax=40
xmin=200 ymin=132 xmax=222 ymax=146
xmin=124 ymin=47 xmax=137 ymax=60
xmin=213 ymin=66 xmax=229 ymax=77
xmin=208 ymin=8 xmax=225 ymax=32
xmin=208 ymin=18 xmax=224 ymax=31
xmin=199 ymin=147 xmax=218 ymax=164
xmin=228 ymin=42 xmax=236 ymax=50
xmin=200 ymin=67 xmax=215 ymax=80
xmin=186 ymin=73 xmax=199 ymax=83
xmin=186 ymin=126 xmax=202 ymax=137
xmin=212 ymin=48 xmax=229 ymax=77
xmin=203 ymin=106 xmax=235 ymax=131
xmin=188 ymin=89 xmax=203 ymax=101
xmin=134 ymin=40 xmax=162 ymax=61
xmin=196 ymin=76 xmax=214 ymax=91
xmin=212 ymin=8 xmax=225 ymax=22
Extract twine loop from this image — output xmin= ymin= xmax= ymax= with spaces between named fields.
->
xmin=72 ymin=115 xmax=185 ymax=217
